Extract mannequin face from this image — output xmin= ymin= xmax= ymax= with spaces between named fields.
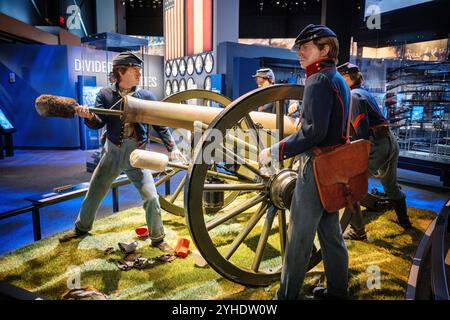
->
xmin=342 ymin=74 xmax=356 ymax=88
xmin=297 ymin=41 xmax=330 ymax=69
xmin=255 ymin=76 xmax=270 ymax=88
xmin=118 ymin=66 xmax=141 ymax=89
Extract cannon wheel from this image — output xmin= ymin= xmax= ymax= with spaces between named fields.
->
xmin=185 ymin=84 xmax=352 ymax=286
xmin=155 ymin=89 xmax=240 ymax=217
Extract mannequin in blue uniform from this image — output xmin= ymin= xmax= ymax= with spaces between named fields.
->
xmin=59 ymin=52 xmax=186 ymax=252
xmin=253 ymin=68 xmax=277 ymax=113
xmin=259 ymin=24 xmax=351 ymax=300
xmin=337 ymin=63 xmax=412 ymax=240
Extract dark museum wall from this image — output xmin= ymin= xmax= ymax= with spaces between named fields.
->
xmin=125 ymin=1 xmax=163 ymax=36
xmin=0 ymin=0 xmax=97 ymax=38
xmin=0 ymin=44 xmax=80 ymax=148
xmin=239 ymin=0 xmax=322 ymax=38
xmin=217 ymin=41 xmax=298 ymax=99
xmin=0 ymin=0 xmax=43 ymax=26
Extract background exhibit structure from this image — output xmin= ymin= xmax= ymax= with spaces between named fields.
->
xmin=162 ymin=0 xmax=304 ymax=104
xmin=0 ymin=44 xmax=164 ymax=149
xmin=163 ymin=0 xmax=240 ymax=97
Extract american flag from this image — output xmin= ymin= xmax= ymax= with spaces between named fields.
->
xmin=164 ymin=0 xmax=185 ymax=60
xmin=186 ymin=0 xmax=213 ymax=56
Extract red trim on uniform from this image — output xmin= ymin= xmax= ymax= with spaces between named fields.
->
xmin=318 ymin=67 xmax=336 ymax=72
xmin=353 ymin=86 xmax=388 ymax=126
xmin=132 ymin=125 xmax=139 ymax=144
xmin=333 ymin=89 xmax=348 ymax=142
xmin=353 ymin=113 xmax=365 ymax=129
xmin=306 ymin=59 xmax=336 ymax=78
xmin=279 ymin=141 xmax=286 ymax=161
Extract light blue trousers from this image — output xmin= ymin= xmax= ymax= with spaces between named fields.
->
xmin=75 ymin=138 xmax=165 ymax=243
xmin=277 ymin=155 xmax=349 ymax=299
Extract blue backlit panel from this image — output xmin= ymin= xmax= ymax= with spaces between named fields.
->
xmin=365 ymin=0 xmax=434 ymax=17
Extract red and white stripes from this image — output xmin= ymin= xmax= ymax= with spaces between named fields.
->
xmin=164 ymin=0 xmax=185 ymax=60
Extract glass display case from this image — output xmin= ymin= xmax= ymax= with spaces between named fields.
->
xmin=350 ymin=37 xmax=450 ymax=186
xmin=386 ymin=61 xmax=450 ymax=164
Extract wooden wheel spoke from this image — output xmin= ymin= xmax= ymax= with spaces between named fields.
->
xmin=203 ymin=183 xmax=265 ymax=191
xmin=278 ymin=210 xmax=287 ymax=258
xmin=275 ymin=100 xmax=285 ymax=169
xmin=168 ymin=175 xmax=186 ymax=203
xmin=206 ymin=193 xmax=266 ymax=231
xmin=215 ymin=163 xmax=255 ymax=182
xmin=154 ymin=169 xmax=181 ymax=187
xmin=224 ymin=201 xmax=269 ymax=260
xmin=251 ymin=206 xmax=277 ymax=272
xmin=217 ymin=145 xmax=265 ymax=178
xmin=243 ymin=114 xmax=265 ymax=151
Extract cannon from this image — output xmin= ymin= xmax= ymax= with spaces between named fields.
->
xmin=146 ymin=90 xmax=241 ymax=217
xmin=36 ymin=85 xmax=353 ymax=286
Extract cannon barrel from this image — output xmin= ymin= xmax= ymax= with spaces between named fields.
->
xmin=122 ymin=95 xmax=298 ymax=137
xmin=35 ymin=89 xmax=299 ymax=137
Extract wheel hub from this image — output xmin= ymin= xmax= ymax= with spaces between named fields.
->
xmin=268 ymin=169 xmax=298 ymax=210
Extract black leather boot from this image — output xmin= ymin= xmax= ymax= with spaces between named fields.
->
xmin=344 ymin=203 xmax=367 ymax=240
xmin=343 ymin=225 xmax=368 ymax=241
xmin=58 ymin=227 xmax=87 ymax=243
xmin=312 ymin=287 xmax=349 ymax=300
xmin=391 ymin=198 xmax=412 ymax=229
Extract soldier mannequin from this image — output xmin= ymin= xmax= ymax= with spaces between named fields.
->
xmin=59 ymin=52 xmax=185 ymax=252
xmin=259 ymin=24 xmax=351 ymax=300
xmin=253 ymin=68 xmax=277 ymax=113
xmin=337 ymin=63 xmax=412 ymax=240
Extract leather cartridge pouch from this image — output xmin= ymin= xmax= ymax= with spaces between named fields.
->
xmin=312 ymin=139 xmax=370 ymax=213
xmin=311 ymin=95 xmax=371 ymax=213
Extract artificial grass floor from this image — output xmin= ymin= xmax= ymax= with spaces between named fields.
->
xmin=0 ymin=194 xmax=436 ymax=300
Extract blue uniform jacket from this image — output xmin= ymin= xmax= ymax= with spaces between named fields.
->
xmin=271 ymin=59 xmax=351 ymax=160
xmin=350 ymin=86 xmax=387 ymax=140
xmin=85 ymin=84 xmax=176 ymax=151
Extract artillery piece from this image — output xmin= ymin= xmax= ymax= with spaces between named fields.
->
xmin=36 ymin=85 xmax=353 ymax=286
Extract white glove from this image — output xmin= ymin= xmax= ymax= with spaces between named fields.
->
xmin=74 ymin=104 xmax=95 ymax=120
xmin=169 ymin=149 xmax=187 ymax=163
xmin=258 ymin=148 xmax=272 ymax=167
xmin=288 ymin=102 xmax=299 ymax=116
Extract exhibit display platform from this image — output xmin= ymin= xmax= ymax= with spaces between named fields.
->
xmin=0 ymin=196 xmax=436 ymax=300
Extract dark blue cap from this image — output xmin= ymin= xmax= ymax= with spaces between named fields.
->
xmin=292 ymin=24 xmax=337 ymax=51
xmin=337 ymin=62 xmax=360 ymax=75
xmin=112 ymin=51 xmax=143 ymax=67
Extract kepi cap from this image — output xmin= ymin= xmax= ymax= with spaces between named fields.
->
xmin=113 ymin=51 xmax=143 ymax=67
xmin=292 ymin=24 xmax=337 ymax=51
xmin=252 ymin=68 xmax=275 ymax=82
xmin=337 ymin=62 xmax=360 ymax=75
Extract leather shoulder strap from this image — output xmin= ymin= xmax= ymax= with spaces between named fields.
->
xmin=346 ymin=95 xmax=353 ymax=142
